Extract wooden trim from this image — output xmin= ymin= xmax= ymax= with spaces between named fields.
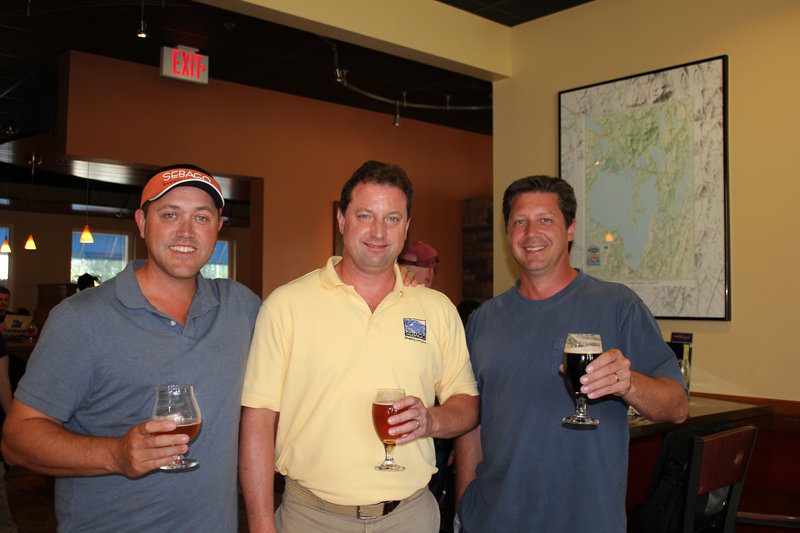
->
xmin=691 ymin=392 xmax=800 ymax=417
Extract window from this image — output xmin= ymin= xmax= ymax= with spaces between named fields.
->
xmin=201 ymin=240 xmax=230 ymax=279
xmin=0 ymin=225 xmax=9 ymax=282
xmin=71 ymin=232 xmax=129 ymax=284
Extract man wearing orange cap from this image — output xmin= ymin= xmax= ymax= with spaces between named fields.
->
xmin=2 ymin=164 xmax=261 ymax=532
xmin=398 ymin=241 xmax=439 ymax=288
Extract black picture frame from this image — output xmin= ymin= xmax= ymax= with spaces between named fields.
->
xmin=559 ymin=56 xmax=730 ymax=320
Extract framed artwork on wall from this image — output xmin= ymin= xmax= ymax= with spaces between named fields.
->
xmin=559 ymin=56 xmax=730 ymax=320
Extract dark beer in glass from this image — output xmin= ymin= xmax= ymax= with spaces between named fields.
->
xmin=562 ymin=334 xmax=602 ymax=427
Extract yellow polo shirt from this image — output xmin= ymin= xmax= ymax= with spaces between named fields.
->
xmin=242 ymin=257 xmax=478 ymax=505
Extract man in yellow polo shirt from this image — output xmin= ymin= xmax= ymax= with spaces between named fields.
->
xmin=240 ymin=161 xmax=479 ymax=533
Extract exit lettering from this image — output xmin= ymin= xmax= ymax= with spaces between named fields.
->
xmin=171 ymin=49 xmax=207 ymax=79
xmin=159 ymin=46 xmax=209 ymax=85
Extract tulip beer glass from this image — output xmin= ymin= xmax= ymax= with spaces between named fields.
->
xmin=562 ymin=334 xmax=602 ymax=427
xmin=152 ymin=385 xmax=202 ymax=470
xmin=372 ymin=388 xmax=406 ymax=471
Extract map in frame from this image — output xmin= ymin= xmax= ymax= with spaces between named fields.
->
xmin=560 ymin=56 xmax=729 ymax=320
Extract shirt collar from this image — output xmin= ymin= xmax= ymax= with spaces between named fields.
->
xmin=321 ymin=256 xmax=408 ymax=295
xmin=116 ymin=259 xmax=219 ymax=318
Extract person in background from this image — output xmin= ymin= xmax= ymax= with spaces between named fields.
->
xmin=455 ymin=176 xmax=689 ymax=533
xmin=431 ymin=298 xmax=483 ymax=532
xmin=397 ymin=241 xmax=439 ymax=288
xmin=239 ymin=160 xmax=479 ymax=533
xmin=0 ymin=287 xmax=10 ymax=335
xmin=76 ymin=274 xmax=99 ymax=291
xmin=455 ymin=300 xmax=480 ymax=328
xmin=1 ymin=164 xmax=261 ymax=532
xmin=0 ymin=337 xmax=18 ymax=533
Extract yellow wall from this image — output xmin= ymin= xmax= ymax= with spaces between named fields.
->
xmin=493 ymin=0 xmax=800 ymax=401
xmin=204 ymin=0 xmax=511 ymax=80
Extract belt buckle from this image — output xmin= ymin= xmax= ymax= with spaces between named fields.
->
xmin=356 ymin=504 xmax=380 ymax=520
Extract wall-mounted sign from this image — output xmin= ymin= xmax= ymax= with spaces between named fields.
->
xmin=160 ymin=46 xmax=209 ymax=84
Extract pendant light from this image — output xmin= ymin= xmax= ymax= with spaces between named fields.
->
xmin=0 ymin=232 xmax=10 ymax=254
xmin=137 ymin=0 xmax=147 ymax=38
xmin=79 ymin=178 xmax=94 ymax=243
xmin=1 ymin=165 xmax=9 ymax=253
xmin=25 ymin=153 xmax=39 ymax=251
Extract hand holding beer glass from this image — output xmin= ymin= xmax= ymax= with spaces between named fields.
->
xmin=372 ymin=388 xmax=407 ymax=471
xmin=152 ymin=385 xmax=202 ymax=470
xmin=562 ymin=334 xmax=602 ymax=428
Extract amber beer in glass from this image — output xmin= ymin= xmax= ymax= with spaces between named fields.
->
xmin=153 ymin=421 xmax=201 ymax=441
xmin=152 ymin=385 xmax=202 ymax=470
xmin=372 ymin=388 xmax=406 ymax=471
xmin=562 ymin=334 xmax=602 ymax=427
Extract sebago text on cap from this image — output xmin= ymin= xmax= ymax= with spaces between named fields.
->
xmin=140 ymin=167 xmax=224 ymax=209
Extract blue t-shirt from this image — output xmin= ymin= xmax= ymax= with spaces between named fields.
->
xmin=458 ymin=271 xmax=685 ymax=533
xmin=15 ymin=260 xmax=261 ymax=532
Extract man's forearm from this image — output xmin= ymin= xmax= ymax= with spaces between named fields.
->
xmin=2 ymin=412 xmax=121 ymax=476
xmin=427 ymin=394 xmax=479 ymax=439
xmin=624 ymin=373 xmax=689 ymax=423
xmin=239 ymin=407 xmax=279 ymax=533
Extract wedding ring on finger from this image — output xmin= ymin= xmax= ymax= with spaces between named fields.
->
xmin=413 ymin=419 xmax=421 ymax=430
xmin=613 ymin=372 xmax=620 ymax=383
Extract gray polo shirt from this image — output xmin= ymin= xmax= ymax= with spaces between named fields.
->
xmin=16 ymin=260 xmax=261 ymax=532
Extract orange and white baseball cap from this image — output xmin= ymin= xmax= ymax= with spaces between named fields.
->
xmin=140 ymin=165 xmax=224 ymax=209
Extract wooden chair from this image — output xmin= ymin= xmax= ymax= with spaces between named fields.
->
xmin=682 ymin=425 xmax=758 ymax=532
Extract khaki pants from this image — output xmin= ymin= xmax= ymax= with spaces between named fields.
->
xmin=276 ymin=485 xmax=439 ymax=533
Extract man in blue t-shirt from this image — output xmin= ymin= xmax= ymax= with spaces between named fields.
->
xmin=455 ymin=176 xmax=689 ymax=533
xmin=1 ymin=165 xmax=261 ymax=532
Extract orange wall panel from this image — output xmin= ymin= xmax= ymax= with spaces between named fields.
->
xmin=62 ymin=51 xmax=492 ymax=301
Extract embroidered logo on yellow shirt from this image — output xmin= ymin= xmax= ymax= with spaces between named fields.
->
xmin=403 ymin=318 xmax=427 ymax=343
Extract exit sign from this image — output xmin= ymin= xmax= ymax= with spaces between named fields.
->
xmin=160 ymin=46 xmax=209 ymax=84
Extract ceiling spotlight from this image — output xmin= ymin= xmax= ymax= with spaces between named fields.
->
xmin=137 ymin=1 xmax=147 ymax=38
xmin=393 ymin=100 xmax=400 ymax=127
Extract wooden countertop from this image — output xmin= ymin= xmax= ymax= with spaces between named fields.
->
xmin=3 ymin=338 xmax=36 ymax=360
xmin=629 ymin=396 xmax=773 ymax=439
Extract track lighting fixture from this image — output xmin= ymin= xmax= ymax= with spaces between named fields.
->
xmin=137 ymin=0 xmax=147 ymax=38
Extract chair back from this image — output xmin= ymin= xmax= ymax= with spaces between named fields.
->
xmin=683 ymin=425 xmax=758 ymax=533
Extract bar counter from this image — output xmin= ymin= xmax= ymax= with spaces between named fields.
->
xmin=4 ymin=338 xmax=36 ymax=360
xmin=629 ymin=395 xmax=773 ymax=439
xmin=626 ymin=395 xmax=776 ymax=509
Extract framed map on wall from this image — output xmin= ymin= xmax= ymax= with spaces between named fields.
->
xmin=559 ymin=56 xmax=730 ymax=320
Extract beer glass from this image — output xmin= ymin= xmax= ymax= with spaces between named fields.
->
xmin=152 ymin=385 xmax=202 ymax=470
xmin=372 ymin=388 xmax=406 ymax=471
xmin=562 ymin=334 xmax=602 ymax=427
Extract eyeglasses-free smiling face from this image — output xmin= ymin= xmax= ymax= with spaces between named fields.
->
xmin=135 ymin=186 xmax=223 ymax=283
xmin=337 ymin=182 xmax=410 ymax=277
xmin=506 ymin=191 xmax=576 ymax=282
